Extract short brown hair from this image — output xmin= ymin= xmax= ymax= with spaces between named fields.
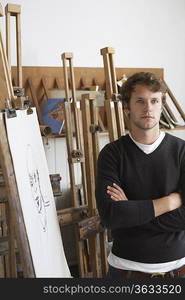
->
xmin=120 ymin=72 xmax=166 ymax=105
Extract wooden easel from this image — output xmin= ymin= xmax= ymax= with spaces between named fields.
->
xmin=6 ymin=3 xmax=42 ymax=124
xmin=81 ymin=93 xmax=108 ymax=276
xmin=0 ymin=4 xmax=35 ymax=277
xmin=61 ymin=52 xmax=108 ymax=277
xmin=5 ymin=4 xmax=54 ymax=133
xmin=61 ymin=52 xmax=89 ymax=277
xmin=100 ymin=47 xmax=126 ymax=142
xmin=61 ymin=52 xmax=88 ymax=208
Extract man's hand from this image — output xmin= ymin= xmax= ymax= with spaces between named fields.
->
xmin=107 ymin=183 xmax=128 ymax=201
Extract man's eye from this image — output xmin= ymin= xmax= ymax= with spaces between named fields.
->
xmin=136 ymin=98 xmax=143 ymax=103
xmin=151 ymin=99 xmax=158 ymax=104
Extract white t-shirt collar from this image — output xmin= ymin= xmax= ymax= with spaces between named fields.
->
xmin=129 ymin=131 xmax=165 ymax=154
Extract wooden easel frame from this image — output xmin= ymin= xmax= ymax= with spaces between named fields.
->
xmin=100 ymin=47 xmax=125 ymax=142
xmin=61 ymin=52 xmax=108 ymax=277
xmin=0 ymin=4 xmax=35 ymax=277
xmin=0 ymin=4 xmax=14 ymax=110
xmin=81 ymin=93 xmax=108 ymax=276
xmin=61 ymin=52 xmax=89 ymax=277
xmin=5 ymin=3 xmax=22 ymax=88
xmin=61 ymin=52 xmax=88 ymax=208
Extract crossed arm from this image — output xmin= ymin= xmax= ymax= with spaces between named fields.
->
xmin=106 ymin=183 xmax=185 ymax=233
xmin=96 ymin=143 xmax=185 ymax=232
xmin=107 ymin=183 xmax=182 ymax=217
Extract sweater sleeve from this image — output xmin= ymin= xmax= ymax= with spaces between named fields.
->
xmin=141 ymin=150 xmax=185 ymax=233
xmin=95 ymin=143 xmax=155 ymax=230
xmin=150 ymin=206 xmax=185 ymax=232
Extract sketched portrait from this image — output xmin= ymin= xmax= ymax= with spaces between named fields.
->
xmin=26 ymin=144 xmax=49 ymax=232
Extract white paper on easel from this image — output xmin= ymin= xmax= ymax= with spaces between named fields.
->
xmin=5 ymin=108 xmax=71 ymax=278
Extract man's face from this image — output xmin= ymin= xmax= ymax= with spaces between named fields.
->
xmin=125 ymin=84 xmax=163 ymax=131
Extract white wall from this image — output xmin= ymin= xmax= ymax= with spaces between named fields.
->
xmin=0 ymin=0 xmax=185 ymax=109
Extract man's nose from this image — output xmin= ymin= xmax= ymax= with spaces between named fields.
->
xmin=143 ymin=101 xmax=152 ymax=111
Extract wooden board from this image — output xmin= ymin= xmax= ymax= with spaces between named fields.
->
xmin=0 ymin=31 xmax=14 ymax=109
xmin=11 ymin=66 xmax=163 ymax=101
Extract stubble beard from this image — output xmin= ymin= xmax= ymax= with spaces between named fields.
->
xmin=132 ymin=119 xmax=159 ymax=131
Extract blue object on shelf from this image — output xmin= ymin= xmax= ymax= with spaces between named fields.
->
xmin=42 ymin=98 xmax=65 ymax=134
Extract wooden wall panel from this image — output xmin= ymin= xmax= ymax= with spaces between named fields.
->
xmin=11 ymin=66 xmax=163 ymax=98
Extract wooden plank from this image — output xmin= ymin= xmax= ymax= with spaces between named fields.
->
xmin=62 ymin=101 xmax=79 ymax=207
xmin=104 ymin=100 xmax=118 ymax=141
xmin=81 ymin=94 xmax=96 ymax=214
xmin=5 ymin=9 xmax=11 ymax=67
xmin=74 ymin=226 xmax=85 ymax=277
xmin=164 ymin=102 xmax=178 ymax=123
xmin=99 ymin=231 xmax=108 ymax=276
xmin=5 ymin=4 xmax=21 ymax=15
xmin=26 ymin=78 xmax=43 ymax=124
xmin=109 ymin=50 xmax=118 ymax=94
xmin=11 ymin=66 xmax=164 ymax=98
xmin=0 ymin=3 xmax=3 ymax=16
xmin=88 ymin=234 xmax=99 ymax=277
xmin=5 ymin=199 xmax=17 ymax=277
xmin=101 ymin=46 xmax=126 ymax=140
xmin=41 ymin=77 xmax=50 ymax=100
xmin=98 ymin=113 xmax=105 ymax=131
xmin=101 ymin=47 xmax=118 ymax=141
xmin=89 ymin=97 xmax=100 ymax=175
xmin=16 ymin=12 xmax=22 ymax=87
xmin=163 ymin=80 xmax=185 ymax=122
xmin=0 ymin=199 xmax=8 ymax=277
xmin=0 ymin=19 xmax=14 ymax=109
xmin=5 ymin=4 xmax=22 ymax=87
xmin=114 ymin=99 xmax=125 ymax=137
xmin=0 ymin=187 xmax=7 ymax=199
xmin=100 ymin=47 xmax=114 ymax=99
xmin=54 ymin=77 xmax=63 ymax=89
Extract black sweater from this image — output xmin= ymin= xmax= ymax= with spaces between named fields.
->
xmin=95 ymin=133 xmax=185 ymax=263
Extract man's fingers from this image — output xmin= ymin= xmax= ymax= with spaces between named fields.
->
xmin=113 ymin=183 xmax=124 ymax=192
xmin=107 ymin=186 xmax=127 ymax=198
xmin=107 ymin=185 xmax=128 ymax=201
xmin=107 ymin=189 xmax=121 ymax=199
xmin=113 ymin=183 xmax=127 ymax=197
xmin=107 ymin=186 xmax=122 ymax=195
xmin=107 ymin=189 xmax=124 ymax=199
xmin=107 ymin=189 xmax=127 ymax=201
xmin=110 ymin=196 xmax=119 ymax=201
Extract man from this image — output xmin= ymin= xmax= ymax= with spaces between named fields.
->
xmin=95 ymin=72 xmax=185 ymax=278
